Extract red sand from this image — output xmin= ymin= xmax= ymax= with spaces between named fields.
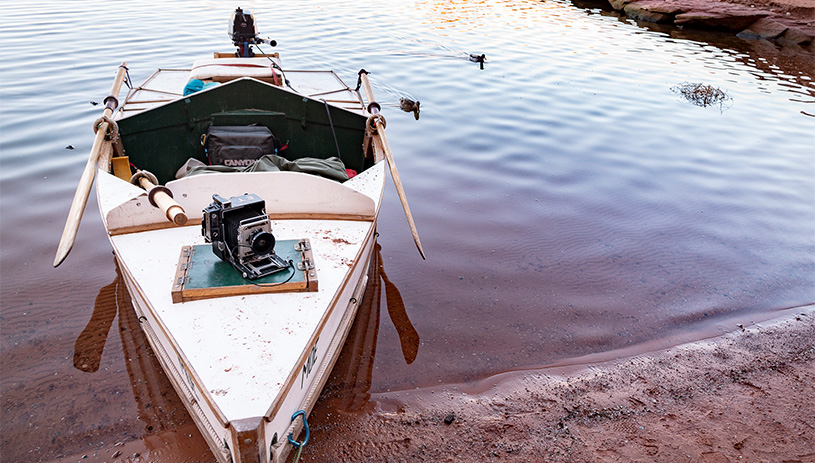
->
xmin=304 ymin=312 xmax=815 ymax=462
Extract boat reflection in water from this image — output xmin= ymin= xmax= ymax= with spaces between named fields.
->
xmin=72 ymin=262 xmax=211 ymax=461
xmin=318 ymin=243 xmax=420 ymax=413
xmin=71 ymin=244 xmax=418 ymax=460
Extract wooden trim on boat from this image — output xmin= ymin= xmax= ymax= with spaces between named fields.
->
xmin=266 ymin=212 xmax=374 ymax=221
xmin=108 ymin=221 xmax=185 ymax=236
xmin=105 ymin=171 xmax=377 ymax=235
xmin=271 ymin=268 xmax=371 ymax=463
xmin=107 ymin=212 xmax=375 ymax=236
xmin=262 ymin=221 xmax=376 ymax=422
xmin=122 ymin=98 xmax=178 ymax=104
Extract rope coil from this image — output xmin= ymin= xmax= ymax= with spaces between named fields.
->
xmin=93 ymin=115 xmax=120 ymax=142
xmin=367 ymin=114 xmax=386 ymax=134
xmin=129 ymin=170 xmax=159 ymax=187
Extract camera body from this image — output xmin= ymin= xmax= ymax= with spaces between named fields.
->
xmin=202 ymin=193 xmax=288 ymax=279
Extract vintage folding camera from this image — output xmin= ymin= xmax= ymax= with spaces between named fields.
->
xmin=202 ymin=193 xmax=289 ymax=279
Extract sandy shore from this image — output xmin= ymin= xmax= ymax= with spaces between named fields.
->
xmin=305 ymin=310 xmax=814 ymax=462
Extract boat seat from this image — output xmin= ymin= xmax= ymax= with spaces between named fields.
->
xmin=189 ymin=57 xmax=283 ymax=85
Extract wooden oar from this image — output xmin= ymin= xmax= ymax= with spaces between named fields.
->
xmin=357 ymin=71 xmax=426 ymax=259
xmin=132 ymin=171 xmax=188 ymax=226
xmin=54 ymin=62 xmax=128 ymax=268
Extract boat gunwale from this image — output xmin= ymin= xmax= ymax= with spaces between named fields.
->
xmin=123 ymin=278 xmax=231 ymax=460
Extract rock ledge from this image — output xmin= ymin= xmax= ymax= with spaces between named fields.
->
xmin=600 ymin=0 xmax=815 ymax=50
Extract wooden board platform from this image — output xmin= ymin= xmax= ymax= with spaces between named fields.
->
xmin=172 ymin=239 xmax=318 ymax=303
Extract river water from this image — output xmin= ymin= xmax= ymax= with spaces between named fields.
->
xmin=1 ymin=0 xmax=813 ymax=461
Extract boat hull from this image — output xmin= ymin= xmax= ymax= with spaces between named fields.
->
xmin=113 ymin=225 xmax=376 ymax=462
xmin=90 ymin=59 xmax=386 ymax=462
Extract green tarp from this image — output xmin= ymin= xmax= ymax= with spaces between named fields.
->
xmin=186 ymin=154 xmax=349 ymax=182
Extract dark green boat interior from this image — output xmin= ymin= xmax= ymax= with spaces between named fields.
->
xmin=117 ymin=78 xmax=370 ymax=184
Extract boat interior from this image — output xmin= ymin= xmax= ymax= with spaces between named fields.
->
xmin=116 ymin=73 xmax=374 ymax=185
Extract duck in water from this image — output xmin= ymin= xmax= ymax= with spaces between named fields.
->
xmin=399 ymin=97 xmax=420 ymax=120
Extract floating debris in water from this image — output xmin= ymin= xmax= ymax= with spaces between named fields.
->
xmin=671 ymin=82 xmax=732 ymax=110
xmin=90 ymin=101 xmax=99 ymax=106
xmin=399 ymin=97 xmax=420 ymax=120
xmin=65 ymin=145 xmax=75 ymax=150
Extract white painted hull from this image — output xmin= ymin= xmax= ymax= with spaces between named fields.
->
xmin=97 ymin=163 xmax=384 ymax=463
xmin=85 ymin=51 xmax=389 ymax=461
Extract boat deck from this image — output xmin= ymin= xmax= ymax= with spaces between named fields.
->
xmin=112 ymin=218 xmax=367 ymax=419
xmin=98 ymin=163 xmax=384 ymax=423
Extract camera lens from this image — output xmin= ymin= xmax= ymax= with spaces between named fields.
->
xmin=250 ymin=231 xmax=275 ymax=255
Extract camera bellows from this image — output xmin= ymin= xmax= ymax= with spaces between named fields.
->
xmin=202 ymin=193 xmax=289 ymax=279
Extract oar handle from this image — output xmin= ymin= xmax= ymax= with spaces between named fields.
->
xmin=134 ymin=172 xmax=188 ymax=226
xmin=358 ymin=71 xmax=426 ymax=260
xmin=358 ymin=70 xmax=379 ymax=114
xmin=54 ymin=62 xmax=129 ymax=267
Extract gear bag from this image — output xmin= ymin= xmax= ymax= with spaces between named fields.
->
xmin=204 ymin=125 xmax=282 ymax=167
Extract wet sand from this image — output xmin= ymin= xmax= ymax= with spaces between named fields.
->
xmin=305 ymin=310 xmax=814 ymax=462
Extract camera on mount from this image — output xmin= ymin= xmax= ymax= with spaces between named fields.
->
xmin=202 ymin=193 xmax=289 ymax=280
xmin=230 ymin=7 xmax=276 ymax=57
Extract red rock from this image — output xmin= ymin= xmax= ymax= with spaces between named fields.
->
xmin=779 ymin=26 xmax=815 ymax=45
xmin=624 ymin=1 xmax=685 ymax=23
xmin=609 ymin=0 xmax=632 ymax=11
xmin=629 ymin=0 xmax=685 ymax=15
xmin=737 ymin=17 xmax=789 ymax=38
xmin=675 ymin=11 xmax=770 ymax=31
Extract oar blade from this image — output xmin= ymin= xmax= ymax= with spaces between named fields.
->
xmin=53 ymin=153 xmax=100 ymax=267
xmin=377 ymin=122 xmax=426 ymax=260
xmin=53 ymin=62 xmax=128 ymax=267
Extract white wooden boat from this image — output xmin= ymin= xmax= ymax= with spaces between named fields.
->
xmin=54 ymin=9 xmax=423 ymax=463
